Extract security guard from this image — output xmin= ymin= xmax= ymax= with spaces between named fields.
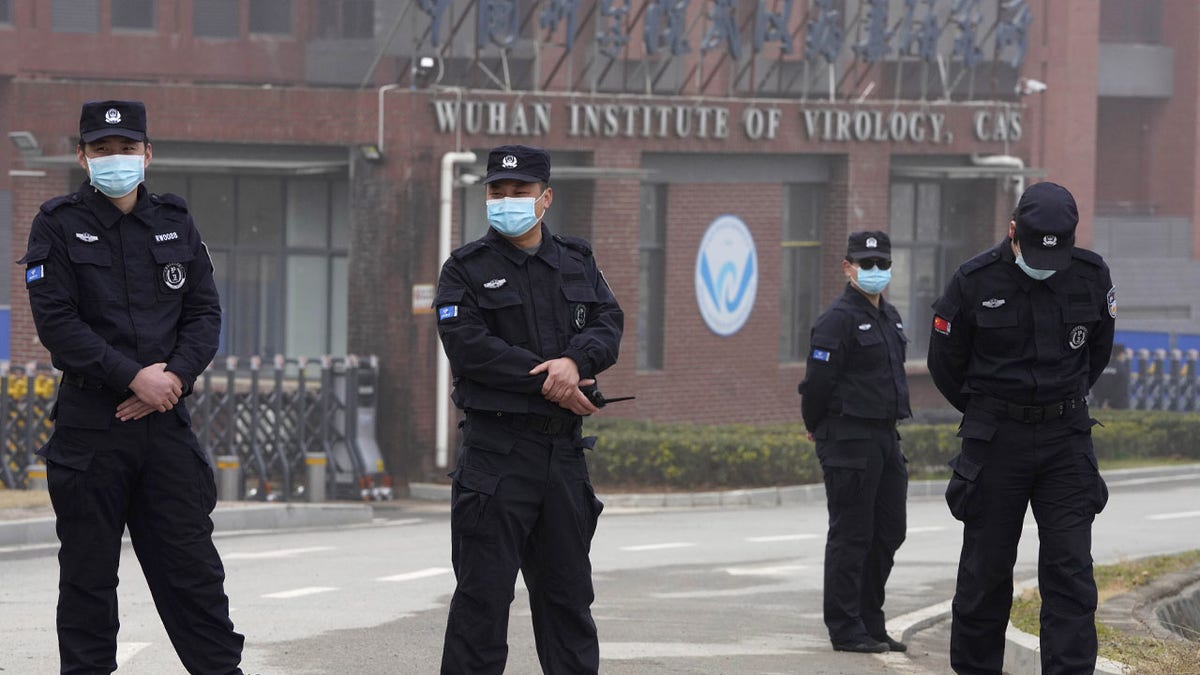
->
xmin=434 ymin=144 xmax=623 ymax=674
xmin=20 ymin=101 xmax=244 ymax=674
xmin=799 ymin=231 xmax=910 ymax=654
xmin=928 ymin=182 xmax=1114 ymax=675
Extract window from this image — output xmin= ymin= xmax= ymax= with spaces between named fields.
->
xmin=112 ymin=0 xmax=156 ymax=30
xmin=780 ymin=184 xmax=825 ymax=362
xmin=316 ymin=0 xmax=375 ymax=39
xmin=147 ymin=173 xmax=350 ymax=357
xmin=0 ymin=0 xmax=12 ymax=24
xmin=51 ymin=0 xmax=99 ymax=33
xmin=193 ymin=0 xmax=239 ymax=38
xmin=249 ymin=0 xmax=292 ymax=35
xmin=637 ymin=184 xmax=666 ymax=370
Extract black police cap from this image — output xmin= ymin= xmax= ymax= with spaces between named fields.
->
xmin=847 ymin=230 xmax=891 ymax=261
xmin=1014 ymin=181 xmax=1077 ymax=271
xmin=80 ymin=100 xmax=147 ymax=144
xmin=483 ymin=144 xmax=551 ymax=185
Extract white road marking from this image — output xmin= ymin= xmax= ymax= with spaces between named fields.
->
xmin=603 ymin=636 xmax=814 ymax=659
xmin=619 ymin=542 xmax=696 ymax=552
xmin=224 ymin=546 xmax=335 ymax=560
xmin=262 ymin=586 xmax=338 ymax=599
xmin=745 ymin=534 xmax=821 ymax=542
xmin=725 ymin=564 xmax=806 ymax=576
xmin=1146 ymin=510 xmax=1200 ymax=521
xmin=115 ymin=642 xmax=151 ymax=667
xmin=377 ymin=567 xmax=452 ymax=582
xmin=906 ymin=526 xmax=947 ymax=534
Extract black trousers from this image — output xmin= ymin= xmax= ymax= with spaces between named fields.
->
xmin=441 ymin=413 xmax=604 ymax=675
xmin=946 ymin=405 xmax=1108 ymax=675
xmin=816 ymin=417 xmax=908 ymax=644
xmin=41 ymin=412 xmax=244 ymax=675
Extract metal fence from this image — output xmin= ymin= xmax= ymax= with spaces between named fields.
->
xmin=1 ymin=356 xmax=391 ymax=500
xmin=1131 ymin=348 xmax=1200 ymax=411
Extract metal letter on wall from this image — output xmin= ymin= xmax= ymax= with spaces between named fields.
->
xmin=701 ymin=0 xmax=741 ymax=59
xmin=852 ymin=0 xmax=893 ymax=63
xmin=804 ymin=0 xmax=844 ymax=64
xmin=418 ymin=0 xmax=453 ymax=47
xmin=596 ymin=0 xmax=632 ymax=59
xmin=753 ymin=0 xmax=793 ymax=55
xmin=478 ymin=0 xmax=519 ymax=49
xmin=994 ymin=0 xmax=1032 ymax=68
xmin=644 ymin=0 xmax=691 ymax=56
xmin=540 ymin=0 xmax=582 ymax=51
xmin=950 ymin=0 xmax=985 ymax=68
xmin=897 ymin=0 xmax=944 ymax=64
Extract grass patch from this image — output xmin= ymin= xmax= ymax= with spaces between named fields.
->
xmin=1010 ymin=551 xmax=1200 ymax=673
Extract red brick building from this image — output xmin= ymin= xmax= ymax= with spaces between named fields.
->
xmin=3 ymin=0 xmax=1197 ymax=483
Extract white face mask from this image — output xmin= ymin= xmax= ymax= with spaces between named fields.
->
xmin=86 ymin=154 xmax=145 ymax=198
xmin=1015 ymin=252 xmax=1056 ymax=280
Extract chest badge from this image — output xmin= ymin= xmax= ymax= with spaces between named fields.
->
xmin=483 ymin=278 xmax=507 ymax=289
xmin=163 ymin=262 xmax=187 ymax=290
xmin=75 ymin=232 xmax=99 ymax=243
xmin=573 ymin=304 xmax=588 ymax=331
xmin=981 ymin=298 xmax=1006 ymax=308
xmin=858 ymin=323 xmax=872 ymax=331
xmin=1068 ymin=325 xmax=1088 ymax=350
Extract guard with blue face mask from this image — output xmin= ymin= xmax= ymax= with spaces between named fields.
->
xmin=928 ymin=182 xmax=1116 ymax=675
xmin=434 ymin=144 xmax=623 ymax=674
xmin=799 ymin=230 xmax=911 ymax=655
xmin=18 ymin=99 xmax=246 ymax=674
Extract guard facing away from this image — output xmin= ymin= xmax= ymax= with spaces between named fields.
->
xmin=928 ymin=182 xmax=1115 ymax=675
xmin=799 ymin=231 xmax=911 ymax=654
xmin=20 ymin=100 xmax=244 ymax=674
xmin=434 ymin=144 xmax=624 ymax=674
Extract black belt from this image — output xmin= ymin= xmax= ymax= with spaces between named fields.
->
xmin=472 ymin=411 xmax=577 ymax=436
xmin=62 ymin=372 xmax=105 ymax=390
xmin=971 ymin=394 xmax=1086 ymax=424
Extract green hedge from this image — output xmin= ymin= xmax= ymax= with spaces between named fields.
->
xmin=582 ymin=410 xmax=1200 ymax=489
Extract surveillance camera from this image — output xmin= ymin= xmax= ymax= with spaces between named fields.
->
xmin=412 ymin=55 xmax=442 ymax=88
xmin=1018 ymin=78 xmax=1047 ymax=95
xmin=457 ymin=173 xmax=480 ymax=187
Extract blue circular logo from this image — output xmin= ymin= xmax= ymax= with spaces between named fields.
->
xmin=695 ymin=215 xmax=757 ymax=336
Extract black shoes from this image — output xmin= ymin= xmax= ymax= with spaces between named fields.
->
xmin=831 ymin=634 xmax=907 ymax=653
xmin=872 ymin=634 xmax=908 ymax=652
xmin=832 ymin=638 xmax=889 ymax=653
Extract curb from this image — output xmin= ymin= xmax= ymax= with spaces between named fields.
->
xmin=0 ymin=502 xmax=375 ymax=549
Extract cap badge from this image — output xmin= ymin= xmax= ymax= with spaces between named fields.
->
xmin=75 ymin=232 xmax=99 ymax=243
xmin=865 ymin=237 xmax=878 ymax=249
xmin=105 ymin=108 xmax=122 ymax=124
xmin=981 ymin=298 xmax=1006 ymax=308
xmin=483 ymin=278 xmax=507 ymax=289
xmin=501 ymin=155 xmax=518 ymax=169
xmin=1042 ymin=235 xmax=1057 ymax=247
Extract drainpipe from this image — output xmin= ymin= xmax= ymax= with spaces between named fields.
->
xmin=436 ymin=151 xmax=478 ymax=469
xmin=377 ymin=84 xmax=400 ymax=151
xmin=971 ymin=153 xmax=1026 ymax=206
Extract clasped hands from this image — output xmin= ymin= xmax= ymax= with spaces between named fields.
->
xmin=116 ymin=363 xmax=183 ymax=422
xmin=529 ymin=358 xmax=599 ymax=416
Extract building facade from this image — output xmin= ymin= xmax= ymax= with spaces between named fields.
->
xmin=3 ymin=0 xmax=1198 ymax=483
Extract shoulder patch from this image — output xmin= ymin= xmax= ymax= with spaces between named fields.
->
xmin=150 ymin=192 xmax=189 ymax=211
xmin=960 ymin=248 xmax=1003 ymax=277
xmin=1071 ymin=247 xmax=1105 ymax=268
xmin=39 ymin=195 xmax=75 ymax=215
xmin=553 ymin=233 xmax=593 ymax=256
xmin=449 ymin=240 xmax=488 ymax=261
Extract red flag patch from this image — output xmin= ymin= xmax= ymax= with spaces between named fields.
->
xmin=933 ymin=315 xmax=951 ymax=336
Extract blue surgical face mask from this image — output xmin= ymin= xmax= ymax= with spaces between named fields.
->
xmin=486 ymin=190 xmax=546 ymax=238
xmin=1015 ymin=252 xmax=1056 ymax=280
xmin=855 ymin=267 xmax=891 ymax=294
xmin=86 ymin=153 xmax=145 ymax=198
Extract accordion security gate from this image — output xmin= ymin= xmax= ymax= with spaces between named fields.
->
xmin=2 ymin=356 xmax=389 ymax=500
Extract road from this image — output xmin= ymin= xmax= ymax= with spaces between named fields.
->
xmin=1 ymin=468 xmax=1198 ymax=674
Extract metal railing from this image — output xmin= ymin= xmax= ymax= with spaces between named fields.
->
xmin=1 ymin=356 xmax=390 ymax=499
xmin=1130 ymin=349 xmax=1200 ymax=412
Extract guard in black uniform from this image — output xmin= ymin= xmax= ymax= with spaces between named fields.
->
xmin=434 ymin=144 xmax=623 ymax=674
xmin=927 ymin=182 xmax=1114 ymax=675
xmin=799 ymin=231 xmax=911 ymax=654
xmin=20 ymin=100 xmax=244 ymax=674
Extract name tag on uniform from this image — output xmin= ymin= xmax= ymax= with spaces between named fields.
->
xmin=438 ymin=305 xmax=458 ymax=321
xmin=26 ymin=265 xmax=45 ymax=284
xmin=812 ymin=348 xmax=831 ymax=362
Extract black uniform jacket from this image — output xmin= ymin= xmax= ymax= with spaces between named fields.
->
xmin=799 ymin=284 xmax=911 ymax=432
xmin=434 ymin=224 xmax=623 ymax=418
xmin=20 ymin=182 xmax=221 ymax=429
xmin=927 ymin=239 xmax=1115 ymax=412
